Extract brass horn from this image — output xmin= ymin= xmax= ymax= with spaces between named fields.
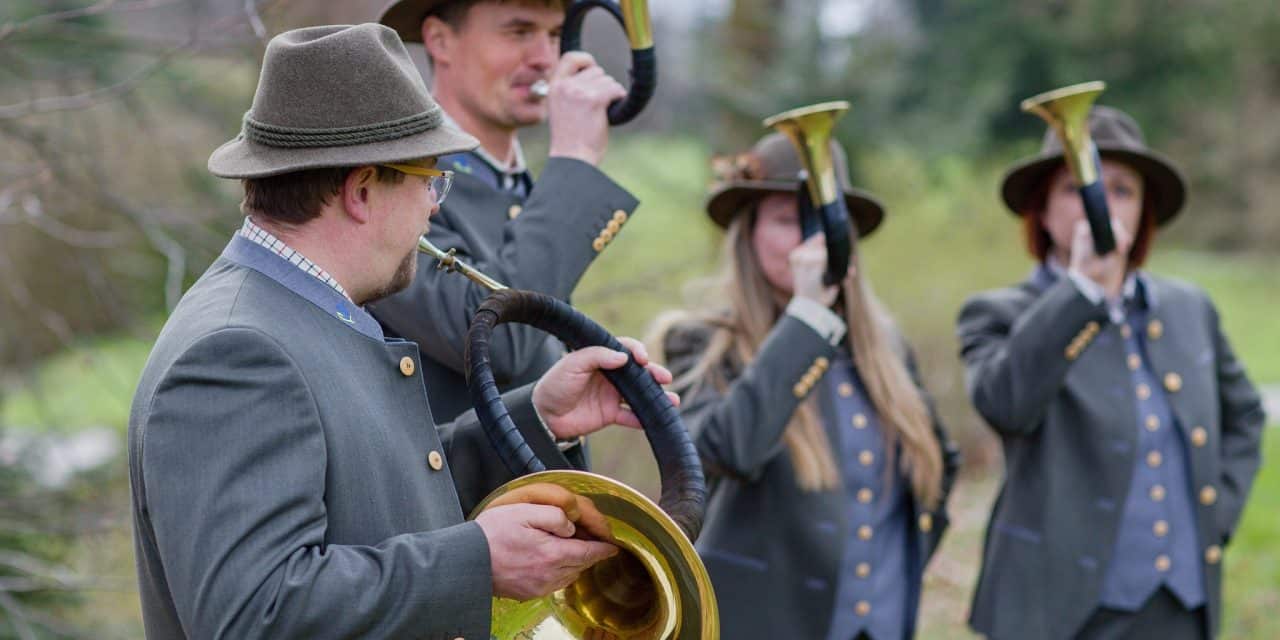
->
xmin=417 ymin=237 xmax=719 ymax=639
xmin=763 ymin=101 xmax=853 ymax=285
xmin=554 ymin=0 xmax=655 ymax=125
xmin=1020 ymin=81 xmax=1116 ymax=255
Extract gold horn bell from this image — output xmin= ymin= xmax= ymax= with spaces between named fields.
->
xmin=1020 ymin=81 xmax=1106 ymax=186
xmin=762 ymin=100 xmax=850 ymax=208
xmin=418 ymin=237 xmax=719 ymax=639
xmin=474 ymin=472 xmax=717 ymax=639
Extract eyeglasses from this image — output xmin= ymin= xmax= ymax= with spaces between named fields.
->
xmin=381 ymin=163 xmax=454 ymax=205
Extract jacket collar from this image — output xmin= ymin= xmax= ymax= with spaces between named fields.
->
xmin=220 ymin=233 xmax=385 ymax=341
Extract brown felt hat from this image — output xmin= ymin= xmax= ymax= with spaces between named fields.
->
xmin=208 ymin=23 xmax=477 ymax=179
xmin=1000 ymin=105 xmax=1187 ymax=226
xmin=705 ymin=132 xmax=885 ymax=237
xmin=378 ymin=0 xmax=451 ymax=43
xmin=378 ymin=0 xmax=567 ymax=44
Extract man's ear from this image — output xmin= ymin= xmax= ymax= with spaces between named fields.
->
xmin=422 ymin=16 xmax=455 ymax=67
xmin=341 ymin=166 xmax=379 ymax=224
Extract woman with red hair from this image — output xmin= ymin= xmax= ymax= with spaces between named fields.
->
xmin=959 ymin=105 xmax=1267 ymax=640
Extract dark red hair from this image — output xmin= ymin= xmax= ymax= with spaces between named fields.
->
xmin=1019 ymin=161 xmax=1157 ymax=268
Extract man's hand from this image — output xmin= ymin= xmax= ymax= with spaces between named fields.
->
xmin=546 ymin=52 xmax=627 ymax=166
xmin=481 ymin=482 xmax=613 ymax=542
xmin=475 ymin=503 xmax=618 ymax=601
xmin=531 ymin=337 xmax=678 ymax=440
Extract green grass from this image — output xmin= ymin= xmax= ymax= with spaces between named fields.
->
xmin=1 ymin=329 xmax=155 ymax=433
xmin=1151 ymin=250 xmax=1280 ymax=383
xmin=1221 ymin=430 xmax=1280 ymax=637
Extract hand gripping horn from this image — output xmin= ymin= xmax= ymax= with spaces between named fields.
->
xmin=764 ymin=101 xmax=854 ymax=286
xmin=538 ymin=0 xmax=655 ymax=125
xmin=1021 ymin=81 xmax=1116 ymax=255
xmin=417 ymin=237 xmax=718 ymax=639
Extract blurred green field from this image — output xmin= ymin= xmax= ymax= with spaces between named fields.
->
xmin=1 ymin=136 xmax=1276 ymax=638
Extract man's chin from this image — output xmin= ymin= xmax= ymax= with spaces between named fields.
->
xmin=362 ymin=251 xmax=418 ymax=305
xmin=507 ymin=104 xmax=548 ymax=128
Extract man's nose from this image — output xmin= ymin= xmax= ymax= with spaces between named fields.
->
xmin=525 ymin=32 xmax=558 ymax=70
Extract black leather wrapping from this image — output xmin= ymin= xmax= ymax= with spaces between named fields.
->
xmin=464 ymin=289 xmax=706 ymax=541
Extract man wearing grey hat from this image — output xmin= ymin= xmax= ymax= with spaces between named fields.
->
xmin=128 ymin=24 xmax=673 ymax=639
xmin=369 ymin=0 xmax=639 ymax=426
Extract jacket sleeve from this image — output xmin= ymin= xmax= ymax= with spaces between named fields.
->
xmin=664 ymin=316 xmax=838 ymax=483
xmin=370 ymin=158 xmax=638 ymax=385
xmin=903 ymin=344 xmax=961 ymax=561
xmin=438 ymin=384 xmax=586 ymax=515
xmin=956 ymin=279 xmax=1111 ymax=436
xmin=137 ymin=327 xmax=492 ymax=640
xmin=1204 ymin=295 xmax=1267 ymax=544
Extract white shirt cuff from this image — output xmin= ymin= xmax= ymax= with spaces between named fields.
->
xmin=533 ymin=405 xmax=583 ymax=452
xmin=785 ymin=297 xmax=847 ymax=346
xmin=1067 ymin=268 xmax=1125 ymax=324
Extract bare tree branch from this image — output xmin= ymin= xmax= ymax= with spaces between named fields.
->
xmin=0 ymin=589 xmax=39 ymax=640
xmin=0 ymin=0 xmax=186 ymax=44
xmin=0 ymin=40 xmax=191 ymax=120
xmin=0 ymin=0 xmax=288 ymax=120
xmin=245 ymin=0 xmax=268 ymax=42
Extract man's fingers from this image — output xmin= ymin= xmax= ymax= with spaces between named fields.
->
xmin=611 ymin=407 xmax=644 ymax=430
xmin=483 ymin=483 xmax=581 ymax=522
xmin=571 ymin=495 xmax=614 ymax=542
xmin=518 ymin=503 xmax=577 ymax=538
xmin=556 ymin=539 xmax=619 ymax=569
xmin=616 ymin=336 xmax=649 ymax=366
xmin=644 ymin=361 xmax=673 ymax=385
xmin=553 ymin=51 xmax=597 ymax=80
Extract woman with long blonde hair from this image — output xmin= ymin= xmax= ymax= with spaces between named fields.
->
xmin=651 ymin=133 xmax=959 ymax=640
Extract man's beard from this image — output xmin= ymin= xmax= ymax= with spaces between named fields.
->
xmin=360 ymin=248 xmax=417 ymax=305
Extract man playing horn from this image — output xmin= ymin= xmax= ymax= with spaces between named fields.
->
xmin=128 ymin=24 xmax=674 ymax=639
xmin=372 ymin=0 xmax=637 ymax=437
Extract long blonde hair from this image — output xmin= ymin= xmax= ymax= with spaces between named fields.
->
xmin=654 ymin=207 xmax=943 ymax=507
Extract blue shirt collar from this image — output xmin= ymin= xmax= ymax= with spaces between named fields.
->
xmin=220 ymin=234 xmax=385 ymax=340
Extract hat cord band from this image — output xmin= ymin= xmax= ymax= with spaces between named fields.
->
xmin=242 ymin=107 xmax=443 ymax=148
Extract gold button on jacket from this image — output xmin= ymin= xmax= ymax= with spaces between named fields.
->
xmin=1199 ymin=485 xmax=1217 ymax=505
xmin=918 ymin=513 xmax=933 ymax=533
xmin=427 ymin=450 xmax=444 ymax=471
xmin=1204 ymin=545 xmax=1222 ymax=565
xmin=399 ymin=356 xmax=415 ymax=376
xmin=1190 ymin=427 xmax=1208 ymax=447
xmin=1147 ymin=319 xmax=1164 ymax=340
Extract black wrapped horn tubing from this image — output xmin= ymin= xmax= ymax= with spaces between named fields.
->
xmin=559 ymin=0 xmax=656 ymax=126
xmin=463 ymin=289 xmax=706 ymax=541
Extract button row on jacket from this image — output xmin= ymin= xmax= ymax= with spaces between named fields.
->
xmin=591 ymin=209 xmax=630 ymax=252
xmin=791 ymin=356 xmax=830 ymax=398
xmin=1064 ymin=321 xmax=1101 ymax=361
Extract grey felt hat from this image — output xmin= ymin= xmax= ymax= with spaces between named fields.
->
xmin=208 ymin=23 xmax=477 ymax=179
xmin=1000 ymin=105 xmax=1187 ymax=226
xmin=705 ymin=132 xmax=886 ymax=237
